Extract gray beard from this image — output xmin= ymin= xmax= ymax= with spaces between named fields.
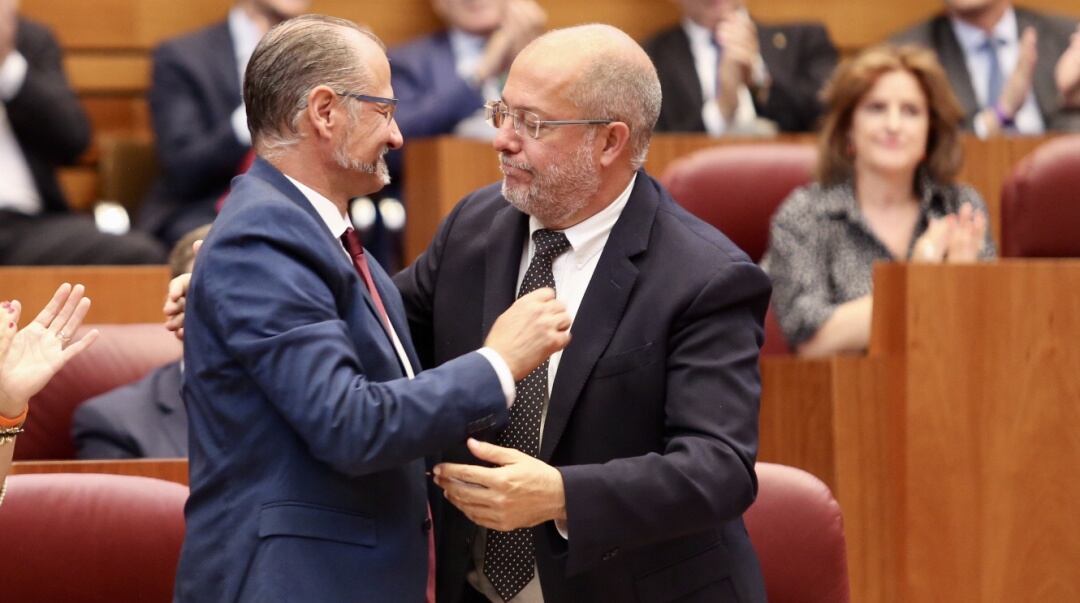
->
xmin=500 ymin=138 xmax=599 ymax=226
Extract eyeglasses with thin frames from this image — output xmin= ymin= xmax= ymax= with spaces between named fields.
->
xmin=337 ymin=91 xmax=398 ymax=125
xmin=484 ymin=100 xmax=613 ymax=139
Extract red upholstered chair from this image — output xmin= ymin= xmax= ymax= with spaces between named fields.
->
xmin=1001 ymin=134 xmax=1080 ymax=257
xmin=0 ymin=473 xmax=188 ymax=602
xmin=16 ymin=323 xmax=181 ymax=460
xmin=660 ymin=144 xmax=817 ymax=354
xmin=745 ymin=463 xmax=850 ymax=603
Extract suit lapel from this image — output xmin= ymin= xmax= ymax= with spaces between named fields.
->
xmin=668 ymin=30 xmax=706 ymax=120
xmin=212 ymin=22 xmax=243 ymax=105
xmin=154 ymin=362 xmax=189 ymax=455
xmin=1017 ymin=9 xmax=1059 ymax=123
xmin=482 ymin=204 xmax=529 ymax=338
xmin=539 ymin=173 xmax=657 ymax=461
xmin=246 ymin=158 xmax=406 ymax=375
xmin=931 ymin=16 xmax=980 ymax=118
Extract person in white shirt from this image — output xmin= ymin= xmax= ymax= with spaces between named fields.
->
xmin=645 ymin=0 xmax=838 ymax=135
xmin=139 ymin=0 xmax=309 ymax=248
xmin=0 ymin=4 xmax=165 ymax=265
xmin=893 ymin=0 xmax=1080 ymax=136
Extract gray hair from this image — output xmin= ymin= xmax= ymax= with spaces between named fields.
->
xmin=547 ymin=25 xmax=662 ymax=170
xmin=243 ymin=14 xmax=385 ymax=158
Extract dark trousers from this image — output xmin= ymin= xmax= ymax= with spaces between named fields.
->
xmin=0 ymin=210 xmax=167 ymax=265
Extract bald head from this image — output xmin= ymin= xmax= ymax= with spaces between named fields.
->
xmin=514 ymin=24 xmax=662 ymax=168
xmin=244 ymin=14 xmax=386 ymax=156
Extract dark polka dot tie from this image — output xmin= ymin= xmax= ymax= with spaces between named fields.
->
xmin=483 ymin=228 xmax=571 ymax=602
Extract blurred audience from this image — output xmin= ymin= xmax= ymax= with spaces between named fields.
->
xmin=71 ymin=226 xmax=208 ymax=460
xmin=762 ymin=45 xmax=996 ymax=358
xmin=389 ymin=0 xmax=546 ymax=141
xmin=138 ymin=0 xmax=309 ymax=248
xmin=893 ymin=0 xmax=1080 ymax=136
xmin=645 ymin=0 xmax=838 ymax=135
xmin=0 ymin=5 xmax=165 ymax=265
xmin=1 ymin=283 xmax=97 ymax=505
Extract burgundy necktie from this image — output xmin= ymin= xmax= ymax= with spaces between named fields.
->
xmin=341 ymin=227 xmax=393 ymax=334
xmin=341 ymin=227 xmax=436 ymax=603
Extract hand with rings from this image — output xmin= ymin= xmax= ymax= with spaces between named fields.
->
xmin=0 ymin=284 xmax=99 ymax=419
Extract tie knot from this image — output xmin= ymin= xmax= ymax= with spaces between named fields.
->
xmin=981 ymin=36 xmax=1004 ymax=51
xmin=341 ymin=227 xmax=364 ymax=258
xmin=531 ymin=229 xmax=570 ymax=260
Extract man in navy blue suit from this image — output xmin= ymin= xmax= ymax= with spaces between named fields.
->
xmin=397 ymin=25 xmax=771 ymax=602
xmin=175 ymin=15 xmax=571 ymax=602
xmin=139 ymin=0 xmax=309 ymax=247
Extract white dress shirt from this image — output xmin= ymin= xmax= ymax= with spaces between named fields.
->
xmin=950 ymin=8 xmax=1044 ymax=136
xmin=681 ymin=17 xmax=761 ymax=136
xmin=283 ymin=173 xmax=515 ymax=399
xmin=227 ymin=7 xmax=263 ymax=146
xmin=469 ymin=174 xmax=638 ymax=603
xmin=0 ymin=50 xmax=43 ymax=214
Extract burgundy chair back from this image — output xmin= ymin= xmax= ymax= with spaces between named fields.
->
xmin=0 ymin=473 xmax=188 ymax=602
xmin=660 ymin=144 xmax=817 ymax=354
xmin=16 ymin=323 xmax=181 ymax=460
xmin=1001 ymin=134 xmax=1080 ymax=257
xmin=745 ymin=463 xmax=850 ymax=603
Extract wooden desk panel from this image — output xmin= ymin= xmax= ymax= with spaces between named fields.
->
xmin=0 ymin=266 xmax=171 ymax=324
xmin=402 ymin=134 xmax=1055 ymax=263
xmin=12 ymin=458 xmax=188 ymax=486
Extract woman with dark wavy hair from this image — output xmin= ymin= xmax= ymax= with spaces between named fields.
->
xmin=763 ymin=45 xmax=996 ymax=357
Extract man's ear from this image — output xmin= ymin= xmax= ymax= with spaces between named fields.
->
xmin=598 ymin=121 xmax=631 ymax=168
xmin=305 ymin=86 xmax=339 ymax=140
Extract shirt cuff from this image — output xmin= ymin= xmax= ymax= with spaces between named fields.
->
xmin=476 ymin=347 xmax=516 ymax=408
xmin=0 ymin=51 xmax=29 ymax=102
xmin=231 ymin=104 xmax=252 ymax=146
xmin=554 ymin=519 xmax=569 ymax=539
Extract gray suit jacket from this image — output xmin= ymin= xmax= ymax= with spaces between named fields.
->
xmin=892 ymin=7 xmax=1080 ymax=131
xmin=72 ymin=361 xmax=188 ymax=459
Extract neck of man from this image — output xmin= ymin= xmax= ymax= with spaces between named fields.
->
xmin=854 ymin=165 xmax=918 ymax=210
xmin=269 ymin=148 xmax=354 ymax=216
xmin=951 ymin=1 xmax=1011 ymax=34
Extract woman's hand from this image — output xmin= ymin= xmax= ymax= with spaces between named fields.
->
xmin=0 ymin=284 xmax=99 ymax=418
xmin=912 ymin=215 xmax=955 ymax=263
xmin=945 ymin=203 xmax=988 ymax=264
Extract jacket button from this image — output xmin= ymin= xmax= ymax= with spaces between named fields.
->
xmin=422 ymin=517 xmax=432 ymax=532
xmin=601 ymin=548 xmax=620 ymax=561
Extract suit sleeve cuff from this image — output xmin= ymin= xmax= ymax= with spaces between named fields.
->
xmin=0 ymin=51 xmax=28 ymax=101
xmin=476 ymin=347 xmax=516 ymax=408
xmin=231 ymin=104 xmax=252 ymax=146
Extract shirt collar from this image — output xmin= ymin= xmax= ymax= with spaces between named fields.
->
xmin=282 ymin=174 xmax=352 ymax=240
xmin=681 ymin=17 xmax=715 ymax=49
xmin=527 ymin=173 xmax=637 ymax=269
xmin=228 ymin=6 xmax=265 ymax=83
xmin=821 ymin=174 xmax=946 ymax=223
xmin=949 ymin=6 xmax=1018 ymax=52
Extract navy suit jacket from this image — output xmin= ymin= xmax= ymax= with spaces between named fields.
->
xmin=892 ymin=8 xmax=1080 ymax=131
xmin=176 ymin=158 xmax=508 ymax=602
xmin=6 ymin=18 xmax=90 ymax=214
xmin=139 ymin=20 xmax=251 ymax=238
xmin=645 ymin=22 xmax=837 ymax=133
xmin=396 ymin=172 xmax=771 ymax=602
xmin=72 ymin=360 xmax=187 ymax=459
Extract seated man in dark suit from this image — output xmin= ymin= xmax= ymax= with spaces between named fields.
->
xmin=71 ymin=225 xmax=209 ymax=459
xmin=0 ymin=8 xmax=165 ymax=265
xmin=644 ymin=0 xmax=838 ymax=135
xmin=138 ymin=0 xmax=308 ymax=248
xmin=892 ymin=0 xmax=1080 ymax=136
